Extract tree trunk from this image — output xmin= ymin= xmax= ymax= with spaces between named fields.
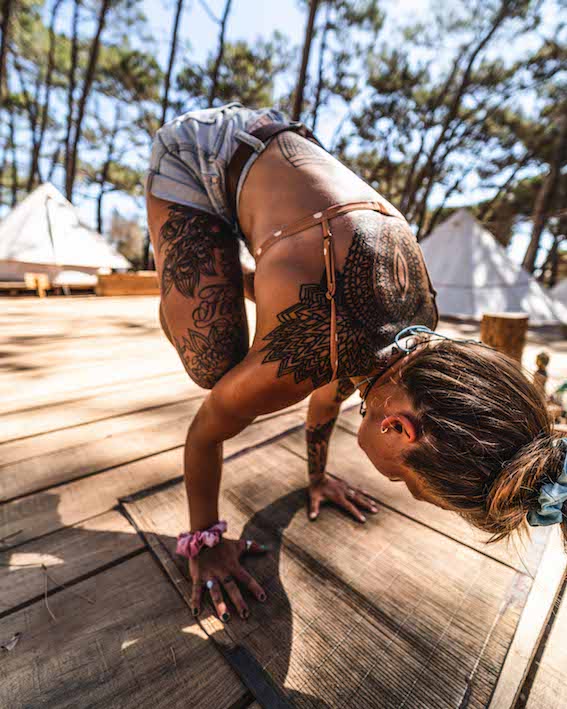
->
xmin=66 ymin=0 xmax=111 ymax=202
xmin=96 ymin=107 xmax=120 ymax=234
xmin=208 ymin=0 xmax=232 ymax=108
xmin=480 ymin=313 xmax=529 ymax=363
xmin=29 ymin=0 xmax=63 ymax=190
xmin=161 ymin=0 xmax=184 ymax=126
xmin=0 ymin=0 xmax=13 ymax=109
xmin=64 ymin=0 xmax=80 ymax=198
xmin=522 ymin=114 xmax=567 ymax=274
xmin=310 ymin=2 xmax=330 ymax=133
xmin=292 ymin=0 xmax=319 ymax=121
xmin=9 ymin=108 xmax=17 ymax=205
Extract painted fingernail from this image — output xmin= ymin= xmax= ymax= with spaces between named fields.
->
xmin=221 ymin=612 xmax=230 ymax=622
xmin=192 ymin=608 xmax=199 ymax=617
xmin=241 ymin=609 xmax=249 ymax=620
xmin=360 ymin=516 xmax=366 ymax=523
xmin=371 ymin=507 xmax=378 ymax=513
xmin=309 ymin=512 xmax=317 ymax=520
xmin=259 ymin=593 xmax=267 ymax=602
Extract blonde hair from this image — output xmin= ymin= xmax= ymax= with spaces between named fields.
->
xmin=398 ymin=341 xmax=566 ymax=545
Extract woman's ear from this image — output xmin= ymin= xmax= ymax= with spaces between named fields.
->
xmin=381 ymin=414 xmax=418 ymax=442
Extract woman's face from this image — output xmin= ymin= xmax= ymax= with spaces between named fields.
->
xmin=357 ymin=375 xmax=451 ymax=510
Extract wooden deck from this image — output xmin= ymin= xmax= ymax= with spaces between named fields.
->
xmin=1 ymin=295 xmax=566 ymax=709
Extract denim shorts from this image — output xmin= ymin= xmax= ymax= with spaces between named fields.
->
xmin=146 ymin=102 xmax=295 ymax=237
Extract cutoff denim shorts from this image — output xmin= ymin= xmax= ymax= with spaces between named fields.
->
xmin=146 ymin=101 xmax=296 ymax=238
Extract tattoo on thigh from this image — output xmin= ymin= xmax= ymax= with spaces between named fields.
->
xmin=261 ymin=215 xmax=436 ymax=387
xmin=174 ymin=279 xmax=247 ymax=388
xmin=306 ymin=417 xmax=337 ymax=479
xmin=276 ymin=133 xmax=329 ymax=169
xmin=159 ymin=205 xmax=234 ymax=298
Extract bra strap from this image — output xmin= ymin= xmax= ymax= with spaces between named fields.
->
xmin=254 ymin=199 xmax=404 ymax=262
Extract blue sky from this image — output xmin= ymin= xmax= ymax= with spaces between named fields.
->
xmin=65 ymin=0 xmax=559 ymax=265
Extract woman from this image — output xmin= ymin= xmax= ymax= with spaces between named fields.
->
xmin=146 ymin=102 xmax=566 ymax=623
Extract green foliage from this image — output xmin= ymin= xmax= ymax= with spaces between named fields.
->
xmin=177 ymin=34 xmax=291 ymax=109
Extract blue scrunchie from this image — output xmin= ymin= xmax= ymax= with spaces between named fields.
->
xmin=527 ymin=438 xmax=567 ymax=527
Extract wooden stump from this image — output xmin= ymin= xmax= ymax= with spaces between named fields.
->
xmin=480 ymin=313 xmax=529 ymax=362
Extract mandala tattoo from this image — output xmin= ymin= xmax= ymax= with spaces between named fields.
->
xmin=159 ymin=205 xmax=234 ymax=298
xmin=306 ymin=417 xmax=337 ymax=480
xmin=261 ymin=215 xmax=437 ymax=388
xmin=277 ymin=133 xmax=329 ymax=169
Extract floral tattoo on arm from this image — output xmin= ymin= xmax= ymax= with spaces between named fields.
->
xmin=306 ymin=417 xmax=337 ymax=482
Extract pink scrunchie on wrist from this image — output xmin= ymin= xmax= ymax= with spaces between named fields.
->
xmin=176 ymin=520 xmax=228 ymax=559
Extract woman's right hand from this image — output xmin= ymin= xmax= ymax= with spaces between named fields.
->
xmin=189 ymin=537 xmax=268 ymax=621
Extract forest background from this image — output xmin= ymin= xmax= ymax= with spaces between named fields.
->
xmin=0 ymin=0 xmax=565 ymax=279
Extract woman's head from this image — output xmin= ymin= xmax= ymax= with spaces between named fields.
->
xmin=358 ymin=340 xmax=566 ymax=544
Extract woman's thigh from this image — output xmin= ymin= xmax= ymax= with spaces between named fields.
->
xmin=147 ymin=194 xmax=249 ymax=389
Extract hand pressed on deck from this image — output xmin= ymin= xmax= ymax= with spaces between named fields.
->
xmin=190 ymin=538 xmax=268 ymax=621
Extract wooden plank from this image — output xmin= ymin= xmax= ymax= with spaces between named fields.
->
xmin=0 ymin=391 xmax=202 ymax=469
xmin=0 ymin=408 xmax=304 ymax=549
xmin=281 ymin=425 xmax=549 ymax=575
xmin=0 ymin=349 xmax=183 ymax=411
xmin=526 ymin=569 xmax=567 ymax=708
xmin=0 ymin=553 xmax=247 ymax=709
xmin=125 ymin=442 xmax=531 ymax=709
xmin=0 ymin=510 xmax=143 ymax=612
xmin=489 ymin=528 xmax=567 ymax=709
xmin=0 ymin=398 xmax=204 ymax=500
xmin=0 ymin=372 xmax=194 ymax=444
xmin=96 ymin=272 xmax=160 ymax=296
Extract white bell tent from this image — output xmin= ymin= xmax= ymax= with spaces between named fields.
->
xmin=0 ymin=183 xmax=130 ymax=286
xmin=420 ymin=209 xmax=567 ymax=324
xmin=551 ymin=278 xmax=567 ymax=309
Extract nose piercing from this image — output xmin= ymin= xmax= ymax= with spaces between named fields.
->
xmin=381 ymin=425 xmax=389 ymax=434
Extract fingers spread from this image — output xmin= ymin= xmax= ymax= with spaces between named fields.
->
xmin=222 ymin=575 xmax=249 ymax=620
xmin=240 ymin=539 xmax=270 ymax=555
xmin=205 ymin=579 xmax=230 ymax=622
xmin=352 ymin=491 xmax=378 ymax=513
xmin=234 ymin=566 xmax=267 ymax=603
xmin=342 ymin=498 xmax=367 ymax=523
xmin=191 ymin=580 xmax=202 ymax=617
xmin=309 ymin=493 xmax=321 ymax=521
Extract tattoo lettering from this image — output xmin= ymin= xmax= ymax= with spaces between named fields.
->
xmin=174 ymin=280 xmax=247 ymax=389
xmin=306 ymin=417 xmax=337 ymax=480
xmin=159 ymin=205 xmax=234 ymax=298
xmin=261 ymin=214 xmax=436 ymax=387
xmin=277 ymin=132 xmax=329 ymax=169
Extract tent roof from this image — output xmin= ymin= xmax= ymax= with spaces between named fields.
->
xmin=551 ymin=278 xmax=567 ymax=307
xmin=420 ymin=209 xmax=567 ymax=324
xmin=0 ymin=183 xmax=130 ymax=270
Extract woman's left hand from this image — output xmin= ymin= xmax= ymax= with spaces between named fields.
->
xmin=308 ymin=475 xmax=378 ymax=522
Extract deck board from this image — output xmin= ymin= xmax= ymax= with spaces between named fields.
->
xmin=0 ymin=510 xmax=144 ymax=612
xmin=0 ymin=398 xmax=204 ymax=501
xmin=0 ymin=408 xmax=304 ymax=549
xmin=0 ymin=553 xmax=248 ymax=709
xmin=124 ymin=442 xmax=532 ymax=708
xmin=1 ymin=297 xmax=565 ymax=708
xmin=526 ymin=570 xmax=567 ymax=708
xmin=0 ymin=372 xmax=194 ymax=444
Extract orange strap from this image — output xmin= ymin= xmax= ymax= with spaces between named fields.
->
xmin=255 ymin=199 xmax=405 ymax=381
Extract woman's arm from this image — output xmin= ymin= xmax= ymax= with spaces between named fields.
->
xmin=306 ymin=378 xmax=378 ymax=521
